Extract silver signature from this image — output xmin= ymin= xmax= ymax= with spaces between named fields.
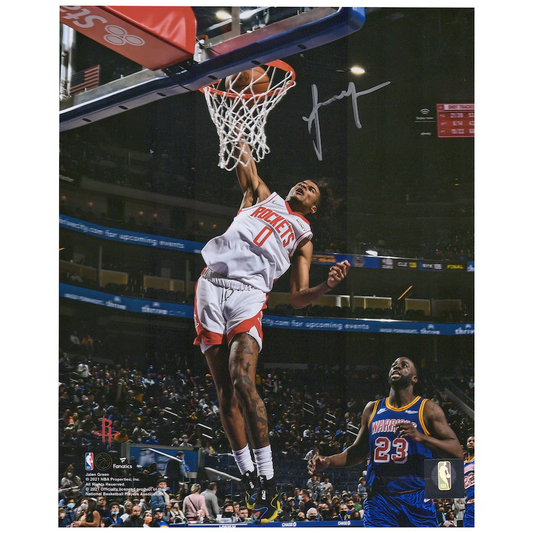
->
xmin=303 ymin=81 xmax=391 ymax=160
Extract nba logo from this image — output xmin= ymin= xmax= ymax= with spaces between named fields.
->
xmin=85 ymin=452 xmax=94 ymax=471
xmin=438 ymin=461 xmax=451 ymax=491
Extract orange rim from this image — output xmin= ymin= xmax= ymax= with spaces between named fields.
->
xmin=199 ymin=60 xmax=296 ymax=98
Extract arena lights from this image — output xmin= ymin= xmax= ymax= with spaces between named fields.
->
xmin=215 ymin=10 xmax=231 ymax=20
xmin=350 ymin=66 xmax=366 ymax=75
xmin=216 ymin=9 xmax=260 ymax=21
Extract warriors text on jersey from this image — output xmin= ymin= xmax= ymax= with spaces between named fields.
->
xmin=201 ymin=192 xmax=313 ymax=293
xmin=366 ymin=396 xmax=434 ymax=494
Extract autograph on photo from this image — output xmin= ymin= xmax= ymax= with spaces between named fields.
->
xmin=303 ymin=80 xmax=391 ymax=160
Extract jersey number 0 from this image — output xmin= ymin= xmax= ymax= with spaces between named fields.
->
xmin=253 ymin=226 xmax=274 ymax=247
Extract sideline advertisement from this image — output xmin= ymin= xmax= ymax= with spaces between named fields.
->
xmin=60 ymin=214 xmax=205 ymax=254
xmin=60 ymin=215 xmax=473 ymax=273
xmin=60 ymin=283 xmax=474 ymax=336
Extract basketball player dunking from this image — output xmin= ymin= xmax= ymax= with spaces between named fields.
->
xmin=309 ymin=357 xmax=463 ymax=527
xmin=194 ymin=140 xmax=350 ymax=523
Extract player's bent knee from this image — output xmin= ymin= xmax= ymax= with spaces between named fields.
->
xmin=232 ymin=373 xmax=257 ymax=402
xmin=213 ymin=383 xmax=236 ymax=408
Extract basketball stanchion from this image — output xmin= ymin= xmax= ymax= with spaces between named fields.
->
xmin=200 ymin=60 xmax=296 ymax=171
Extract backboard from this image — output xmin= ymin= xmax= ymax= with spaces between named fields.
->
xmin=59 ymin=6 xmax=365 ymax=131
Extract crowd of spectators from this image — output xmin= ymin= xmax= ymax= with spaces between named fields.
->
xmin=59 ymin=482 xmax=466 ymax=526
xmin=59 ymin=332 xmax=474 ymax=525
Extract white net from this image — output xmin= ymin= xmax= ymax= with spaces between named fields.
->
xmin=201 ymin=61 xmax=296 ymax=171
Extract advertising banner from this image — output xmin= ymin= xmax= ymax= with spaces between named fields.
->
xmin=60 ymin=284 xmax=473 ymax=336
xmin=60 ymin=214 xmax=205 ymax=254
xmin=60 ymin=215 xmax=473 ymax=273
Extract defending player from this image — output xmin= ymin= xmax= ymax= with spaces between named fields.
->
xmin=309 ymin=357 xmax=463 ymax=527
xmin=463 ymin=435 xmax=475 ymax=527
xmin=194 ymin=140 xmax=350 ymax=523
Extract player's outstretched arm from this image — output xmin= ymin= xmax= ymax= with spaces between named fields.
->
xmin=308 ymin=401 xmax=373 ymax=474
xmin=235 ymin=141 xmax=271 ymax=209
xmin=290 ymin=241 xmax=350 ymax=309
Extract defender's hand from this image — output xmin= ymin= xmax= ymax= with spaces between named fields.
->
xmin=395 ymin=422 xmax=422 ymax=442
xmin=308 ymin=455 xmax=329 ymax=474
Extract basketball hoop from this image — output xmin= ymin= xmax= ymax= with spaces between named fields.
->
xmin=200 ymin=60 xmax=296 ymax=171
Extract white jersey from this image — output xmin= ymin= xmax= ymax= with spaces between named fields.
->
xmin=201 ymin=192 xmax=313 ymax=293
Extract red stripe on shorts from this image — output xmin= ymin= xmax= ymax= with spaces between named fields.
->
xmin=226 ymin=301 xmax=266 ymax=346
xmin=193 ymin=275 xmax=226 ymax=347
xmin=193 ymin=326 xmax=226 ymax=347
xmin=193 ymin=305 xmax=226 ymax=347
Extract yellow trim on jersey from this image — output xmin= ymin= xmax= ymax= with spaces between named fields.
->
xmin=367 ymin=400 xmax=380 ymax=427
xmin=385 ymin=395 xmax=421 ymax=412
xmin=418 ymin=398 xmax=431 ymax=436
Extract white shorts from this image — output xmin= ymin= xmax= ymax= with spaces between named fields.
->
xmin=193 ymin=268 xmax=268 ymax=353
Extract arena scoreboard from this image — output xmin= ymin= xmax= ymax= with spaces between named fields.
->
xmin=437 ymin=103 xmax=474 ymax=138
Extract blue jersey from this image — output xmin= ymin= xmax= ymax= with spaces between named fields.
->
xmin=463 ymin=456 xmax=475 ymax=527
xmin=464 ymin=456 xmax=475 ymax=501
xmin=366 ymin=396 xmax=434 ymax=494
